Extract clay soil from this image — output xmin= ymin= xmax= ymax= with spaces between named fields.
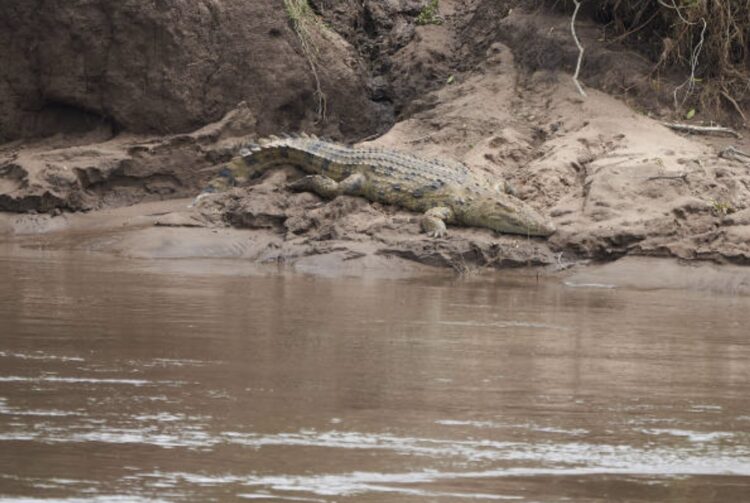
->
xmin=2 ymin=0 xmax=750 ymax=282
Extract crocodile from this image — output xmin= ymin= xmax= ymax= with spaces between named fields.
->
xmin=195 ymin=134 xmax=555 ymax=237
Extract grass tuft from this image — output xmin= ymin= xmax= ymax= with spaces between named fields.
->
xmin=284 ymin=0 xmax=327 ymax=123
xmin=416 ymin=0 xmax=444 ymax=26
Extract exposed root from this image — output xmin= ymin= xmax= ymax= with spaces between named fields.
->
xmin=671 ymin=17 xmax=706 ymax=108
xmin=592 ymin=0 xmax=750 ymax=122
xmin=720 ymin=89 xmax=747 ymax=125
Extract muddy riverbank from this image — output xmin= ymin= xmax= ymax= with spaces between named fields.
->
xmin=2 ymin=0 xmax=750 ymax=275
xmin=4 ymin=199 xmax=750 ymax=296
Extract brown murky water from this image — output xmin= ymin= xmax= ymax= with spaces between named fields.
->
xmin=1 ymin=245 xmax=749 ymax=502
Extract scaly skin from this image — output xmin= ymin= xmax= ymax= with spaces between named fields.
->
xmin=197 ymin=134 xmax=555 ymax=237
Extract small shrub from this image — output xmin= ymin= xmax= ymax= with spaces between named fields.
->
xmin=710 ymin=199 xmax=734 ymax=217
xmin=416 ymin=0 xmax=443 ymax=26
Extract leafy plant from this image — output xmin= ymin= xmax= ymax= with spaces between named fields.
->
xmin=710 ymin=199 xmax=734 ymax=217
xmin=416 ymin=0 xmax=443 ymax=26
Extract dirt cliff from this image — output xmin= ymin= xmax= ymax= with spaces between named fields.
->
xmin=0 ymin=0 xmax=383 ymax=142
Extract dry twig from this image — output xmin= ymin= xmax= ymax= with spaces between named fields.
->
xmin=645 ymin=173 xmax=689 ymax=182
xmin=719 ymin=146 xmax=750 ymax=163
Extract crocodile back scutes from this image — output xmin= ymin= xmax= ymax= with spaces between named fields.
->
xmin=239 ymin=134 xmax=473 ymax=188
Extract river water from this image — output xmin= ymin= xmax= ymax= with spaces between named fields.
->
xmin=1 ymin=245 xmax=749 ymax=502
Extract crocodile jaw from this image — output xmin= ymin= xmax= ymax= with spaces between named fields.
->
xmin=460 ymin=195 xmax=556 ymax=237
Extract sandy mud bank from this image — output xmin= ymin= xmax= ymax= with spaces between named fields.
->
xmin=2 ymin=1 xmax=750 ymax=281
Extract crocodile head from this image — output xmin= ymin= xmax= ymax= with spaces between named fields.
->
xmin=459 ymin=193 xmax=556 ymax=237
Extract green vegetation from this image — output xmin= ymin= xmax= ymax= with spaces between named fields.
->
xmin=283 ymin=0 xmax=327 ymax=122
xmin=416 ymin=0 xmax=443 ymax=26
xmin=284 ymin=0 xmax=315 ymax=25
xmin=710 ymin=199 xmax=734 ymax=217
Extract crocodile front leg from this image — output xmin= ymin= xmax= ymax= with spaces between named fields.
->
xmin=421 ymin=206 xmax=454 ymax=238
xmin=287 ymin=173 xmax=365 ymax=199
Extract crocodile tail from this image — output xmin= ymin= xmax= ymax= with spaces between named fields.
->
xmin=196 ymin=133 xmax=333 ymax=201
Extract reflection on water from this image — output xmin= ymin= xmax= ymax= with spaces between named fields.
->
xmin=1 ymin=247 xmax=749 ymax=502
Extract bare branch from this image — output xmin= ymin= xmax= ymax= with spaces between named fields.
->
xmin=570 ymin=0 xmax=586 ymax=97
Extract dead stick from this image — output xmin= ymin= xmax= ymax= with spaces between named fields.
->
xmin=661 ymin=122 xmax=742 ymax=139
xmin=719 ymin=146 xmax=750 ymax=162
xmin=646 ymin=173 xmax=688 ymax=182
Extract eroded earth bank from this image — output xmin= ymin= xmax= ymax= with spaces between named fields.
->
xmin=2 ymin=0 xmax=750 ymax=284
